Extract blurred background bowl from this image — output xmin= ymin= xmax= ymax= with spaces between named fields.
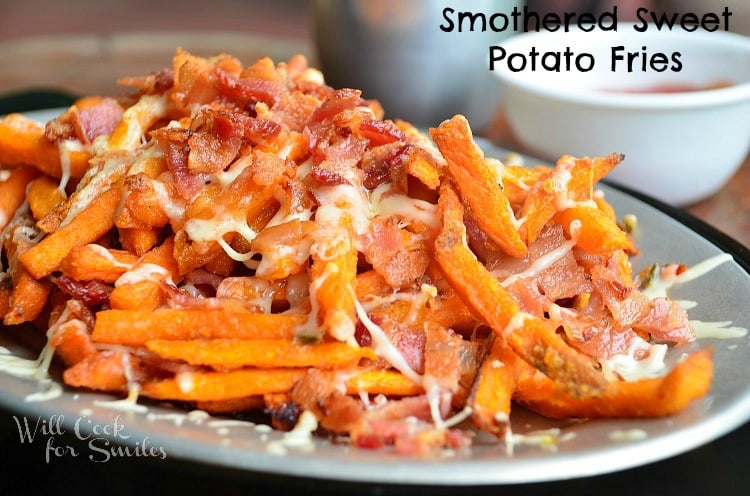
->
xmin=493 ymin=27 xmax=750 ymax=206
xmin=313 ymin=0 xmax=520 ymax=129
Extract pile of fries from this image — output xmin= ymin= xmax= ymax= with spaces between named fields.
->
xmin=0 ymin=50 xmax=712 ymax=455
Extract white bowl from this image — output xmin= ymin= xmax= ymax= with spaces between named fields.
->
xmin=492 ymin=27 xmax=750 ymax=206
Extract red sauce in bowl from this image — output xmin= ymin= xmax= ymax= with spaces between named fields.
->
xmin=605 ymin=80 xmax=734 ymax=94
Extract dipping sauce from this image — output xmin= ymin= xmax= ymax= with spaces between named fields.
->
xmin=604 ymin=79 xmax=734 ymax=94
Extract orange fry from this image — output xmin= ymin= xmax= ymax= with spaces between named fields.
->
xmin=109 ymin=236 xmax=179 ymax=310
xmin=434 ymin=183 xmax=524 ymax=330
xmin=309 ymin=216 xmax=358 ymax=342
xmin=119 ymin=227 xmax=161 ymax=256
xmin=0 ymin=165 xmax=40 ymax=229
xmin=26 ymin=175 xmax=67 ymax=221
xmin=63 ymin=351 xmax=132 ymax=392
xmin=109 ymin=279 xmax=166 ymax=311
xmin=345 ymin=370 xmax=424 ymax=397
xmin=469 ymin=339 xmax=524 ymax=437
xmin=58 ymin=244 xmax=139 ymax=283
xmin=430 ymin=115 xmax=526 ymax=258
xmin=405 ymin=146 xmax=442 ymax=190
xmin=91 ymin=309 xmax=305 ymax=346
xmin=434 ymin=183 xmax=606 ymax=397
xmin=355 ymin=270 xmax=394 ymax=300
xmin=19 ymin=187 xmax=121 ymax=280
xmin=145 ymin=338 xmax=376 ymax=369
xmin=49 ymin=320 xmax=97 ymax=367
xmin=514 ymin=349 xmax=713 ymax=418
xmin=521 ymin=154 xmax=624 ymax=244
xmin=556 ymin=205 xmax=634 ymax=256
xmin=3 ymin=265 xmax=51 ymax=326
xmin=498 ymin=164 xmax=550 ymax=205
xmin=0 ymin=113 xmax=91 ymax=179
xmin=0 ymin=287 xmax=12 ymax=318
xmin=141 ymin=368 xmax=306 ymax=402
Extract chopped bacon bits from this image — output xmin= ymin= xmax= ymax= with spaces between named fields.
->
xmin=54 ymin=275 xmax=113 ymax=308
xmin=358 ymin=118 xmax=406 ymax=147
xmin=44 ymin=98 xmax=124 ymax=145
xmin=2 ymin=48 xmax=715 ymax=460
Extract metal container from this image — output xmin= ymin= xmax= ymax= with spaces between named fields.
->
xmin=312 ymin=0 xmax=520 ymax=128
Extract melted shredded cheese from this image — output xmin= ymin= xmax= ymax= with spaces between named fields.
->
xmin=495 ymin=239 xmax=575 ymax=286
xmin=0 ymin=305 xmax=79 ymax=402
xmin=600 ymin=336 xmax=668 ymax=382
xmin=370 ymin=184 xmax=439 ymax=230
xmin=267 ymin=410 xmax=319 ymax=455
xmin=93 ymin=353 xmax=148 ymax=413
xmin=552 ymin=168 xmax=597 ymax=211
xmin=505 ymin=427 xmax=567 ymax=455
xmin=115 ymin=263 xmax=173 ymax=287
xmin=641 ymin=253 xmax=734 ymax=300
xmin=57 ymin=139 xmax=84 ymax=194
xmin=353 ymin=298 xmax=423 ymax=385
xmin=691 ymin=320 xmax=748 ymax=340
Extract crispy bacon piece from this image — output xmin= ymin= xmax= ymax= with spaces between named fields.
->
xmin=171 ymin=50 xmax=240 ymax=111
xmin=151 ymin=127 xmax=209 ymax=199
xmin=309 ymin=88 xmax=363 ymax=125
xmin=633 ymin=297 xmax=694 ymax=344
xmin=119 ymin=68 xmax=175 ymax=95
xmin=358 ymin=118 xmax=406 ymax=147
xmin=361 ymin=143 xmax=412 ymax=190
xmin=76 ymin=98 xmax=125 ymax=144
xmin=360 ymin=216 xmax=430 ymax=288
xmin=54 ymin=274 xmax=113 ymax=308
xmin=45 ymin=98 xmax=124 ymax=145
xmin=214 ymin=67 xmax=287 ymax=107
xmin=310 ymin=133 xmax=368 ymax=185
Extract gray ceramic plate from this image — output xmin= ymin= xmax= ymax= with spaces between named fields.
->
xmin=1 ymin=110 xmax=749 ymax=485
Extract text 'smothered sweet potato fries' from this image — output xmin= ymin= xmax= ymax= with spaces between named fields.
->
xmin=0 ymin=50 xmax=714 ymax=455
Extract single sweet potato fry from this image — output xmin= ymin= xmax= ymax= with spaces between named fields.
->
xmin=514 ymin=349 xmax=713 ymax=418
xmin=19 ymin=187 xmax=122 ymax=279
xmin=344 ymin=370 xmax=424 ymax=397
xmin=469 ymin=339 xmax=523 ymax=437
xmin=0 ymin=165 xmax=40 ymax=230
xmin=91 ymin=309 xmax=305 ymax=346
xmin=119 ymin=227 xmax=161 ymax=256
xmin=141 ymin=368 xmax=306 ymax=402
xmin=3 ymin=265 xmax=52 ymax=325
xmin=59 ymin=244 xmax=138 ymax=283
xmin=355 ymin=270 xmax=394 ymax=300
xmin=0 ymin=287 xmax=12 ymax=318
xmin=109 ymin=279 xmax=166 ymax=311
xmin=145 ymin=338 xmax=376 ymax=369
xmin=309 ymin=215 xmax=358 ymax=342
xmin=50 ymin=319 xmax=97 ymax=366
xmin=62 ymin=351 xmax=130 ymax=392
xmin=26 ymin=175 xmax=67 ymax=221
xmin=556 ymin=205 xmax=634 ymax=257
xmin=430 ymin=115 xmax=526 ymax=258
xmin=0 ymin=114 xmax=91 ymax=179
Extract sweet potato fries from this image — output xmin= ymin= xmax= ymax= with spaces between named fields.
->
xmin=0 ymin=50 xmax=712 ymax=455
